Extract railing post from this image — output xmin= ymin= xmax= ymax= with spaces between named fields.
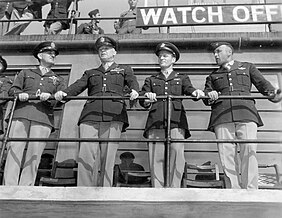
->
xmin=0 ymin=96 xmax=17 ymax=170
xmin=164 ymin=95 xmax=172 ymax=187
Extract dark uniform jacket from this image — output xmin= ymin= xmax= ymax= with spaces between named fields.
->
xmin=5 ymin=0 xmax=49 ymax=20
xmin=203 ymin=60 xmax=276 ymax=132
xmin=139 ymin=71 xmax=196 ymax=139
xmin=45 ymin=0 xmax=72 ymax=30
xmin=77 ymin=22 xmax=104 ymax=34
xmin=64 ymin=63 xmax=139 ymax=131
xmin=8 ymin=68 xmax=65 ymax=131
xmin=0 ymin=76 xmax=13 ymax=134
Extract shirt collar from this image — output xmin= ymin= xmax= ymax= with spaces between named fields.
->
xmin=39 ymin=65 xmax=50 ymax=75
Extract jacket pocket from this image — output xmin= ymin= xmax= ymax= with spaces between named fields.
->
xmin=236 ymin=71 xmax=250 ymax=86
xmin=89 ymin=74 xmax=101 ymax=86
xmin=170 ymin=80 xmax=182 ymax=95
xmin=110 ymin=71 xmax=124 ymax=86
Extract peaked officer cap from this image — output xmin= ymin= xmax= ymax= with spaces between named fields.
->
xmin=0 ymin=55 xmax=7 ymax=73
xmin=155 ymin=42 xmax=180 ymax=61
xmin=120 ymin=152 xmax=135 ymax=159
xmin=88 ymin=9 xmax=99 ymax=17
xmin=95 ymin=36 xmax=117 ymax=50
xmin=210 ymin=41 xmax=234 ymax=52
xmin=33 ymin=41 xmax=59 ymax=58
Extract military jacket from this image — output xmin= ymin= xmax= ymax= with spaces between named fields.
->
xmin=116 ymin=8 xmax=141 ymax=34
xmin=8 ymin=68 xmax=65 ymax=131
xmin=64 ymin=63 xmax=139 ymax=131
xmin=139 ymin=71 xmax=196 ymax=139
xmin=0 ymin=75 xmax=13 ymax=134
xmin=45 ymin=0 xmax=72 ymax=30
xmin=204 ymin=60 xmax=276 ymax=132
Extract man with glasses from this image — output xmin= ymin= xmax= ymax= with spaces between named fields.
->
xmin=3 ymin=41 xmax=65 ymax=186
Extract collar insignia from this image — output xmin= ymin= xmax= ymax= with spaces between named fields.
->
xmin=49 ymin=75 xmax=58 ymax=85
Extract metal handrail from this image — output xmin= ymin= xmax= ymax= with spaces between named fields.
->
xmin=0 ymin=94 xmax=281 ymax=187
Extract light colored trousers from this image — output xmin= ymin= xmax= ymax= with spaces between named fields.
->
xmin=4 ymin=9 xmax=33 ymax=35
xmin=4 ymin=119 xmax=51 ymax=186
xmin=77 ymin=121 xmax=122 ymax=187
xmin=148 ymin=128 xmax=185 ymax=188
xmin=214 ymin=122 xmax=258 ymax=189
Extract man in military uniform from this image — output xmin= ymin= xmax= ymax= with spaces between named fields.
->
xmin=0 ymin=56 xmax=12 ymax=159
xmin=0 ymin=56 xmax=12 ymax=135
xmin=204 ymin=41 xmax=282 ymax=189
xmin=44 ymin=0 xmax=73 ymax=35
xmin=3 ymin=41 xmax=65 ymax=186
xmin=77 ymin=9 xmax=104 ymax=34
xmin=139 ymin=42 xmax=204 ymax=188
xmin=4 ymin=0 xmax=51 ymax=35
xmin=55 ymin=36 xmax=139 ymax=187
xmin=114 ymin=0 xmax=141 ymax=34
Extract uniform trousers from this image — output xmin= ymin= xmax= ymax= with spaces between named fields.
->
xmin=214 ymin=122 xmax=258 ymax=189
xmin=4 ymin=9 xmax=33 ymax=35
xmin=44 ymin=22 xmax=63 ymax=35
xmin=77 ymin=121 xmax=122 ymax=187
xmin=4 ymin=118 xmax=51 ymax=186
xmin=148 ymin=128 xmax=185 ymax=188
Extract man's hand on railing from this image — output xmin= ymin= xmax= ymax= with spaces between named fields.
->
xmin=270 ymin=89 xmax=282 ymax=103
xmin=192 ymin=89 xmax=205 ymax=99
xmin=39 ymin=92 xmax=51 ymax=101
xmin=144 ymin=92 xmax=157 ymax=103
xmin=207 ymin=91 xmax=219 ymax=101
xmin=129 ymin=89 xmax=139 ymax=100
xmin=18 ymin=93 xmax=29 ymax=102
xmin=54 ymin=91 xmax=67 ymax=101
xmin=206 ymin=90 xmax=221 ymax=105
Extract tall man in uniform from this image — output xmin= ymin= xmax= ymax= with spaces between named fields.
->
xmin=3 ymin=41 xmax=65 ymax=186
xmin=114 ymin=0 xmax=141 ymax=34
xmin=204 ymin=42 xmax=282 ymax=189
xmin=55 ymin=36 xmax=139 ymax=187
xmin=139 ymin=42 xmax=204 ymax=188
